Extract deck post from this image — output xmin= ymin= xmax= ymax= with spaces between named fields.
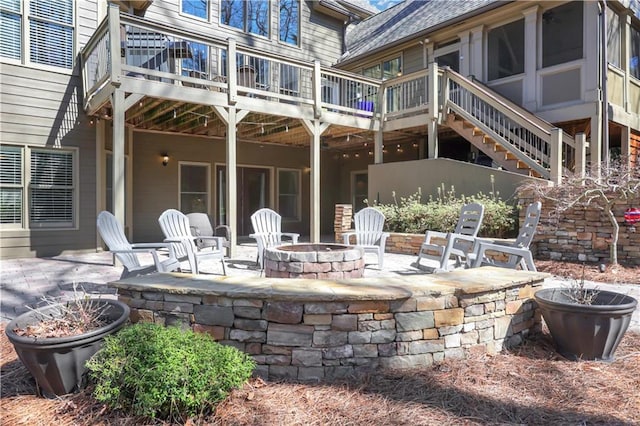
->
xmin=111 ymin=89 xmax=126 ymax=226
xmin=575 ymin=132 xmax=587 ymax=179
xmin=108 ymin=5 xmax=121 ymax=86
xmin=227 ymin=38 xmax=237 ymax=105
xmin=226 ymin=106 xmax=238 ymax=257
xmin=427 ymin=61 xmax=439 ymax=158
xmin=550 ymin=128 xmax=563 ymax=185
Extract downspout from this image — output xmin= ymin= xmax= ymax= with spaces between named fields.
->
xmin=600 ymin=0 xmax=610 ymax=168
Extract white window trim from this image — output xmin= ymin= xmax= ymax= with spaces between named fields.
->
xmin=277 ymin=167 xmax=301 ymax=222
xmin=0 ymin=0 xmax=77 ymax=74
xmin=178 ymin=161 xmax=211 ymax=214
xmin=179 ymin=0 xmax=210 ymax=22
xmin=277 ymin=0 xmax=301 ymax=48
xmin=0 ymin=145 xmax=25 ymax=230
xmin=536 ymin=60 xmax=585 ymax=110
xmin=218 ymin=1 xmax=272 ymax=40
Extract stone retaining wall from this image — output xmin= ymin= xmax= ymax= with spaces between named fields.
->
xmin=113 ymin=268 xmax=545 ymax=382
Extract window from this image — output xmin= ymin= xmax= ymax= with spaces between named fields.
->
xmin=0 ymin=145 xmax=23 ymax=226
xmin=220 ymin=0 xmax=269 ymax=37
xmin=351 ymin=172 xmax=368 ymax=212
xmin=606 ymin=7 xmax=620 ymax=68
xmin=1 ymin=145 xmax=76 ymax=228
xmin=180 ymin=163 xmax=209 ymax=214
xmin=182 ymin=0 xmax=208 ymax=19
xmin=632 ymin=25 xmax=640 ymax=80
xmin=278 ymin=169 xmax=300 ymax=220
xmin=279 ymin=0 xmax=299 ymax=45
xmin=1 ymin=0 xmax=74 ymax=69
xmin=542 ymin=2 xmax=583 ymax=68
xmin=363 ymin=57 xmax=401 ymax=80
xmin=487 ymin=19 xmax=524 ymax=80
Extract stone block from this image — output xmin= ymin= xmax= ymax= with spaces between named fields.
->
xmin=389 ymin=298 xmax=417 ymax=312
xmin=264 ymin=354 xmax=291 ymax=365
xmin=494 ymin=316 xmax=512 ymax=339
xmin=371 ymin=329 xmax=396 ymax=343
xmin=291 ymin=348 xmax=323 ymax=366
xmin=164 ymin=294 xmax=202 ymax=304
xmin=262 ymin=345 xmax=292 ymax=355
xmin=444 ymin=334 xmax=461 ymax=348
xmin=313 ymin=330 xmax=348 ymax=346
xmin=305 ymin=302 xmax=348 ymax=314
xmin=269 ymin=366 xmax=298 ymax=380
xmin=193 ymin=305 xmax=234 ymax=326
xmin=323 ymin=345 xmax=353 ymax=359
xmin=478 ymin=327 xmax=494 ymax=343
xmin=297 ymin=367 xmax=325 ymax=382
xmin=348 ymin=331 xmax=372 ymax=344
xmin=464 ymin=304 xmax=485 ymax=316
xmin=325 ymin=366 xmax=355 ymax=381
xmin=506 ymin=300 xmax=523 ymax=315
xmin=245 ymin=343 xmax=262 ymax=355
xmin=191 ymin=324 xmax=227 ymax=341
xmin=416 ymin=296 xmax=445 ymax=310
xmin=423 ymin=328 xmax=439 ymax=339
xmin=438 ymin=324 xmax=463 ymax=335
xmin=234 ymin=306 xmax=262 ymax=319
xmin=434 ymin=308 xmax=464 ymax=327
xmin=348 ymin=300 xmax=390 ymax=313
xmin=395 ymin=311 xmax=434 ymax=331
xmin=267 ymin=323 xmax=314 ymax=346
xmin=444 ymin=347 xmax=465 ymax=360
xmin=264 ymin=302 xmax=303 ymax=324
xmin=374 ymin=313 xmax=394 ymax=320
xmin=304 ymin=262 xmax=332 ymax=273
xmin=460 ymin=330 xmax=479 ymax=346
xmin=410 ymin=339 xmax=444 ymax=354
xmin=377 ymin=343 xmax=396 ymax=357
xmin=358 ymin=320 xmax=381 ymax=332
xmin=303 ymin=314 xmax=332 ymax=325
xmin=332 ymin=314 xmax=358 ymax=331
xmin=163 ymin=302 xmax=194 ymax=314
xmin=396 ymin=330 xmax=423 ymax=341
xmin=234 ymin=318 xmax=268 ymax=331
xmin=230 ymin=330 xmax=267 ymax=343
xmin=233 ymin=299 xmax=263 ymax=308
xmin=352 ymin=344 xmax=378 ymax=358
xmin=379 ymin=354 xmax=433 ymax=369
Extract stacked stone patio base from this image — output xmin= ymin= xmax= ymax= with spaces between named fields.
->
xmin=112 ymin=267 xmax=547 ymax=382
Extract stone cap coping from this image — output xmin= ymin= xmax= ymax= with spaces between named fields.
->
xmin=111 ymin=266 xmax=549 ymax=302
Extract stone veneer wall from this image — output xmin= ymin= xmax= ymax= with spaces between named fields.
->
xmin=114 ymin=270 xmax=543 ymax=382
xmin=335 ymin=201 xmax=640 ymax=265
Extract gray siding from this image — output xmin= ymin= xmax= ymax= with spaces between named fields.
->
xmin=0 ymin=1 xmax=100 ymax=259
xmin=141 ymin=0 xmax=344 ymax=66
xmin=402 ymin=44 xmax=424 ymax=74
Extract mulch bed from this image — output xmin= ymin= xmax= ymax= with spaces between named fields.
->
xmin=2 ymin=327 xmax=639 ymax=425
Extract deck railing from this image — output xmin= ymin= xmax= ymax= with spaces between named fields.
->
xmin=80 ymin=8 xmax=380 ymax=118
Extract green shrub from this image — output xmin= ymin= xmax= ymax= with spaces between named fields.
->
xmin=368 ymin=183 xmax=518 ymax=238
xmin=86 ymin=322 xmax=255 ymax=422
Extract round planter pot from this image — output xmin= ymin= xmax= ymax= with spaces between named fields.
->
xmin=534 ymin=288 xmax=637 ymax=361
xmin=5 ymin=299 xmax=130 ymax=397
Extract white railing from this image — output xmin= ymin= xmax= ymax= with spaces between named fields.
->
xmin=80 ymin=8 xmax=380 ymax=117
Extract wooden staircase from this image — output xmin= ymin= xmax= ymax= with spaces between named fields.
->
xmin=445 ymin=113 xmax=544 ymax=178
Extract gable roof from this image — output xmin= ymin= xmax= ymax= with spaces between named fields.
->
xmin=339 ymin=0 xmax=505 ymax=65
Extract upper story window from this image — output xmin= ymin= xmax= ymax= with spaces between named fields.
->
xmin=279 ymin=0 xmax=299 ymax=46
xmin=363 ymin=57 xmax=401 ymax=80
xmin=631 ymin=24 xmax=640 ymax=80
xmin=220 ymin=0 xmax=269 ymax=37
xmin=606 ymin=7 xmax=621 ymax=68
xmin=182 ymin=0 xmax=208 ymax=19
xmin=487 ymin=19 xmax=524 ymax=80
xmin=542 ymin=2 xmax=583 ymax=68
xmin=0 ymin=0 xmax=74 ymax=70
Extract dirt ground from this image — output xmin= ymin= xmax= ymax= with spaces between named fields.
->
xmin=535 ymin=260 xmax=640 ymax=284
xmin=2 ymin=260 xmax=639 ymax=425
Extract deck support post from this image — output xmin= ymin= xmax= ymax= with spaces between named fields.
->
xmin=111 ymin=89 xmax=126 ymax=227
xmin=427 ymin=61 xmax=439 ymax=159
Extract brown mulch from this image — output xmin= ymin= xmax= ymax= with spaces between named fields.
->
xmin=536 ymin=260 xmax=640 ymax=284
xmin=2 ymin=260 xmax=639 ymax=425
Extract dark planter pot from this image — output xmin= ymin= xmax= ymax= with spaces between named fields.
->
xmin=534 ymin=288 xmax=637 ymax=361
xmin=5 ymin=299 xmax=130 ymax=397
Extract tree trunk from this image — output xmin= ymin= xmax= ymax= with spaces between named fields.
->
xmin=606 ymin=206 xmax=619 ymax=265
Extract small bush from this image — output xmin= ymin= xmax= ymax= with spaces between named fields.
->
xmin=369 ymin=183 xmax=518 ymax=238
xmin=86 ymin=322 xmax=255 ymax=422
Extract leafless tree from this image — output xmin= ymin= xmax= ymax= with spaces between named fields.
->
xmin=520 ymin=159 xmax=640 ymax=265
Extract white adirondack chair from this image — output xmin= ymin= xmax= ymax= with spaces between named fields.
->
xmin=158 ymin=209 xmax=227 ymax=275
xmin=342 ymin=207 xmax=389 ymax=268
xmin=249 ymin=208 xmax=300 ymax=268
xmin=416 ymin=202 xmax=485 ymax=271
xmin=186 ymin=212 xmax=232 ymax=257
xmin=97 ymin=211 xmax=180 ymax=279
xmin=468 ymin=201 xmax=542 ymax=271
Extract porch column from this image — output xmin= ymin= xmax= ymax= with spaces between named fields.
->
xmin=95 ymin=119 xmax=106 ymax=249
xmin=575 ymin=132 xmax=587 ymax=178
xmin=620 ymin=125 xmax=631 ymax=169
xmin=469 ymin=25 xmax=484 ymax=79
xmin=427 ymin=61 xmax=439 ymax=158
xmin=550 ymin=128 xmax=563 ymax=185
xmin=522 ymin=6 xmax=539 ymax=111
xmin=111 ymin=89 xmax=126 ymax=226
xmin=301 ymin=119 xmax=328 ymax=243
xmin=226 ymin=107 xmax=238 ymax=258
xmin=590 ymin=110 xmax=603 ymax=174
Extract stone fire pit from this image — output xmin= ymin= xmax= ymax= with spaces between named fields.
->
xmin=264 ymin=243 xmax=365 ymax=279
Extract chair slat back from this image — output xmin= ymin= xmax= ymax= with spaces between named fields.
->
xmin=514 ymin=202 xmax=542 ymax=248
xmin=454 ymin=202 xmax=485 ymax=237
xmin=186 ymin=212 xmax=214 ymax=237
xmin=251 ymin=208 xmax=282 ymax=235
xmin=353 ymin=207 xmax=385 ymax=246
xmin=97 ymin=211 xmax=140 ymax=269
xmin=158 ymin=209 xmax=195 ymax=259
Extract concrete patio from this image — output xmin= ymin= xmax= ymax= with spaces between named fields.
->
xmin=2 ymin=242 xmax=639 ymax=333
